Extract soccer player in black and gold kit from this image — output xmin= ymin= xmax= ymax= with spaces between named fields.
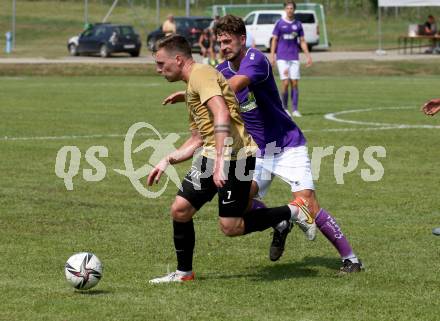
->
xmin=148 ymin=35 xmax=308 ymax=283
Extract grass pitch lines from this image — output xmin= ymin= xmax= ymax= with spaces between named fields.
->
xmin=325 ymin=106 xmax=440 ymax=129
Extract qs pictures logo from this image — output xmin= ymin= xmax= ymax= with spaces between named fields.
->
xmin=54 ymin=122 xmax=182 ymax=198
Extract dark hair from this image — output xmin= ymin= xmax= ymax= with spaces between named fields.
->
xmin=284 ymin=1 xmax=296 ymax=9
xmin=428 ymin=15 xmax=435 ymax=19
xmin=154 ymin=34 xmax=192 ymax=57
xmin=215 ymin=14 xmax=246 ymax=37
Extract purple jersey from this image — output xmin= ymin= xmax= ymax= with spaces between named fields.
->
xmin=216 ymin=48 xmax=306 ymax=155
xmin=272 ymin=18 xmax=304 ymax=61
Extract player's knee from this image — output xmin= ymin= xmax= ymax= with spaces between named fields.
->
xmin=170 ymin=203 xmax=192 ymax=222
xmin=219 ymin=220 xmax=243 ymax=237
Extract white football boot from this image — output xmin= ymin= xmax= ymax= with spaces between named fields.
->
xmin=291 ymin=110 xmax=302 ymax=117
xmin=149 ymin=270 xmax=195 ymax=284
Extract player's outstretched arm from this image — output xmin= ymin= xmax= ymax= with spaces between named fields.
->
xmin=147 ymin=130 xmax=203 ymax=185
xmin=162 ymin=91 xmax=186 ymax=105
xmin=421 ymin=98 xmax=440 ymax=116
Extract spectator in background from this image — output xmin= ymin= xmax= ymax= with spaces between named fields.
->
xmin=270 ymin=1 xmax=312 ymax=118
xmin=423 ymin=15 xmax=437 ymax=53
xmin=162 ymin=14 xmax=176 ymax=36
xmin=424 ymin=15 xmax=437 ymax=35
xmin=209 ymin=15 xmax=220 ymax=31
xmin=198 ymin=29 xmax=213 ymax=64
xmin=209 ymin=15 xmax=221 ymax=63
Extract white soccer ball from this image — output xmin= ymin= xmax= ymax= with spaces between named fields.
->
xmin=64 ymin=252 xmax=103 ymax=290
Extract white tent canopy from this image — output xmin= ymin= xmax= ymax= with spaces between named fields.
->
xmin=377 ymin=0 xmax=440 ymax=54
xmin=379 ymin=0 xmax=440 ymax=7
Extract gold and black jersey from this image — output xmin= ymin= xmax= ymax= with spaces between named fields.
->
xmin=185 ymin=63 xmax=257 ymax=160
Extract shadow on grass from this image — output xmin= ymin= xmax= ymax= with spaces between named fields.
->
xmin=198 ymin=256 xmax=340 ymax=282
xmin=74 ymin=289 xmax=112 ymax=295
xmin=299 ymin=111 xmax=329 ymax=117
xmin=253 ymin=256 xmax=340 ymax=281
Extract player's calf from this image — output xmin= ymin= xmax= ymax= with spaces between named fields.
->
xmin=288 ymin=197 xmax=317 ymax=241
xmin=292 ymin=190 xmax=320 ymax=218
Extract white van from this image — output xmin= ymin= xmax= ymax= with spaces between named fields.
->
xmin=243 ymin=10 xmax=319 ymax=51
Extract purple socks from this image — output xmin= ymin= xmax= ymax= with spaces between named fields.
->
xmin=282 ymin=91 xmax=289 ymax=110
xmin=291 ymin=88 xmax=298 ymax=111
xmin=251 ymin=200 xmax=357 ymax=262
xmin=282 ymin=88 xmax=299 ymax=112
xmin=315 ymin=209 xmax=357 ymax=261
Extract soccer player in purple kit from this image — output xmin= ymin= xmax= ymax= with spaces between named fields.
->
xmin=270 ymin=1 xmax=312 ymax=117
xmin=148 ymin=35 xmax=316 ymax=283
xmin=214 ymin=14 xmax=362 ymax=273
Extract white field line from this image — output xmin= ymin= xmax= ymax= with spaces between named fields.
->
xmin=0 ymin=82 xmax=161 ymax=88
xmin=324 ymin=106 xmax=440 ymax=129
xmin=2 ymin=106 xmax=439 ymax=142
xmin=0 ymin=132 xmax=188 ymax=141
xmin=1 ymin=126 xmax=437 ymax=142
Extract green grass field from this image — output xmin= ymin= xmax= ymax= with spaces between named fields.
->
xmin=1 ymin=63 xmax=440 ymax=321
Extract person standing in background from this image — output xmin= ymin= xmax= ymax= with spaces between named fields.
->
xmin=422 ymin=15 xmax=437 ymax=53
xmin=162 ymin=14 xmax=177 ymax=36
xmin=270 ymin=1 xmax=312 ymax=117
xmin=199 ymin=29 xmax=213 ymax=64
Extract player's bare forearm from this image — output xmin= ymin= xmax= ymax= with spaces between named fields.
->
xmin=206 ymin=96 xmax=231 ymax=155
xmin=270 ymin=37 xmax=277 ymax=56
xmin=162 ymin=91 xmax=186 ymax=105
xmin=300 ymin=39 xmax=309 ymax=55
xmin=300 ymin=38 xmax=312 ymax=67
xmin=167 ymin=130 xmax=203 ymax=165
xmin=213 ymin=128 xmax=229 ymax=187
xmin=206 ymin=96 xmax=231 ymax=186
xmin=270 ymin=37 xmax=278 ymax=64
xmin=147 ymin=131 xmax=202 ymax=186
xmin=228 ymin=75 xmax=251 ymax=93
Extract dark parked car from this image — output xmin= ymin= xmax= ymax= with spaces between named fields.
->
xmin=146 ymin=16 xmax=212 ymax=51
xmin=68 ymin=23 xmax=141 ymax=58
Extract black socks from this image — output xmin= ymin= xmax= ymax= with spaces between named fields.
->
xmin=173 ymin=219 xmax=195 ymax=272
xmin=243 ymin=206 xmax=291 ymax=234
xmin=172 ymin=206 xmax=291 ymax=270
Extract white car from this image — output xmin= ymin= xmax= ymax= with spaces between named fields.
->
xmin=243 ymin=10 xmax=319 ymax=51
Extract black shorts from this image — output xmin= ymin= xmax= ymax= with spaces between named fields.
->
xmin=177 ymin=156 xmax=255 ymax=217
